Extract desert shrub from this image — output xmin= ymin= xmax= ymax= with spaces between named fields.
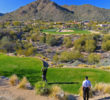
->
xmin=45 ymin=58 xmax=50 ymax=61
xmin=88 ymin=53 xmax=100 ymax=64
xmin=60 ymin=51 xmax=74 ymax=62
xmin=74 ymin=38 xmax=85 ymax=51
xmin=65 ymin=40 xmax=73 ymax=48
xmin=52 ymin=65 xmax=57 ymax=68
xmin=35 ymin=53 xmax=43 ymax=58
xmin=102 ymin=40 xmax=110 ymax=51
xmin=60 ymin=51 xmax=82 ymax=62
xmin=103 ymin=34 xmax=110 ymax=42
xmin=10 ymin=30 xmax=16 ymax=35
xmin=63 ymin=37 xmax=73 ymax=48
xmin=0 ymin=42 xmax=14 ymax=52
xmin=57 ymin=64 xmax=64 ymax=68
xmin=90 ymin=65 xmax=97 ymax=68
xmin=72 ymin=60 xmax=82 ymax=66
xmin=9 ymin=74 xmax=19 ymax=86
xmin=18 ymin=77 xmax=29 ymax=89
xmin=53 ymin=55 xmax=59 ymax=63
xmin=40 ymin=35 xmax=46 ymax=43
xmin=25 ymin=47 xmax=37 ymax=56
xmin=0 ymin=36 xmax=14 ymax=52
xmin=35 ymin=81 xmax=49 ymax=95
xmin=46 ymin=34 xmax=57 ymax=46
xmin=94 ymin=83 xmax=110 ymax=94
xmin=78 ymin=64 xmax=89 ymax=68
xmin=50 ymin=85 xmax=66 ymax=100
xmin=84 ymin=39 xmax=96 ymax=53
xmin=24 ymin=43 xmax=33 ymax=49
xmin=63 ymin=37 xmax=70 ymax=45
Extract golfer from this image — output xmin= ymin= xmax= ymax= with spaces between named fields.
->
xmin=41 ymin=67 xmax=47 ymax=83
xmin=82 ymin=76 xmax=91 ymax=100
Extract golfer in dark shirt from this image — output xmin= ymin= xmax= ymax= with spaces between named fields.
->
xmin=41 ymin=67 xmax=47 ymax=83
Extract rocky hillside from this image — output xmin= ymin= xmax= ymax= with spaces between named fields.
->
xmin=62 ymin=4 xmax=110 ymax=21
xmin=0 ymin=0 xmax=110 ymax=21
xmin=0 ymin=0 xmax=75 ymax=21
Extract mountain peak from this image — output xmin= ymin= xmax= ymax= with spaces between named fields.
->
xmin=37 ymin=0 xmax=50 ymax=3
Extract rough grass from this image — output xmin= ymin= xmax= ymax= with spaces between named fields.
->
xmin=1 ymin=53 xmax=110 ymax=94
xmin=41 ymin=28 xmax=90 ymax=34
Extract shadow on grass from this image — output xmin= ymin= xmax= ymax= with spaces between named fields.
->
xmin=48 ymin=82 xmax=79 ymax=85
xmin=0 ymin=68 xmax=42 ymax=86
xmin=98 ymin=96 xmax=110 ymax=100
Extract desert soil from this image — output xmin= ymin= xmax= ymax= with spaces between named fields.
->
xmin=0 ymin=76 xmax=110 ymax=100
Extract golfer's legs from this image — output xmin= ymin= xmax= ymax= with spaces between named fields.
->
xmin=87 ymin=88 xmax=89 ymax=100
xmin=83 ymin=88 xmax=86 ymax=100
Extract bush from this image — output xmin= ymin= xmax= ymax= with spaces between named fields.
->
xmin=57 ymin=64 xmax=64 ymax=68
xmin=103 ymin=34 xmax=110 ymax=42
xmin=74 ymin=38 xmax=85 ymax=51
xmin=25 ymin=47 xmax=37 ymax=56
xmin=40 ymin=35 xmax=46 ymax=43
xmin=88 ymin=53 xmax=100 ymax=64
xmin=46 ymin=34 xmax=57 ymax=46
xmin=72 ymin=60 xmax=82 ymax=66
xmin=60 ymin=51 xmax=82 ymax=62
xmin=53 ymin=55 xmax=59 ymax=63
xmin=60 ymin=51 xmax=74 ymax=62
xmin=84 ymin=39 xmax=96 ymax=53
xmin=9 ymin=74 xmax=19 ymax=86
xmin=35 ymin=81 xmax=49 ymax=95
xmin=102 ymin=40 xmax=110 ymax=51
xmin=63 ymin=37 xmax=70 ymax=45
xmin=65 ymin=40 xmax=73 ymax=48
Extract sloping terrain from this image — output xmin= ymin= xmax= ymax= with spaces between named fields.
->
xmin=62 ymin=4 xmax=110 ymax=21
xmin=0 ymin=0 xmax=75 ymax=21
xmin=1 ymin=0 xmax=110 ymax=21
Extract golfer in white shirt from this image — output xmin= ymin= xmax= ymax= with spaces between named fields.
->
xmin=82 ymin=76 xmax=91 ymax=100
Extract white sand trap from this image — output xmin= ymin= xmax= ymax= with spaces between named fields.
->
xmin=57 ymin=30 xmax=74 ymax=32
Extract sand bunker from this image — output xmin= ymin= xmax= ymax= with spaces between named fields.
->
xmin=57 ymin=30 xmax=74 ymax=32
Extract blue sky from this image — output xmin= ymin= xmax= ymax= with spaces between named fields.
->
xmin=0 ymin=0 xmax=110 ymax=13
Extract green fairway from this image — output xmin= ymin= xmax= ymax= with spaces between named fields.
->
xmin=0 ymin=53 xmax=43 ymax=85
xmin=0 ymin=53 xmax=110 ymax=94
xmin=41 ymin=28 xmax=91 ymax=34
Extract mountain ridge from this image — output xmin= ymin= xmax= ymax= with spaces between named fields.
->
xmin=0 ymin=0 xmax=110 ymax=21
xmin=0 ymin=13 xmax=4 ymax=16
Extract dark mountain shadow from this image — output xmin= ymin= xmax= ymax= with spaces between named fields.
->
xmin=48 ymin=82 xmax=79 ymax=85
